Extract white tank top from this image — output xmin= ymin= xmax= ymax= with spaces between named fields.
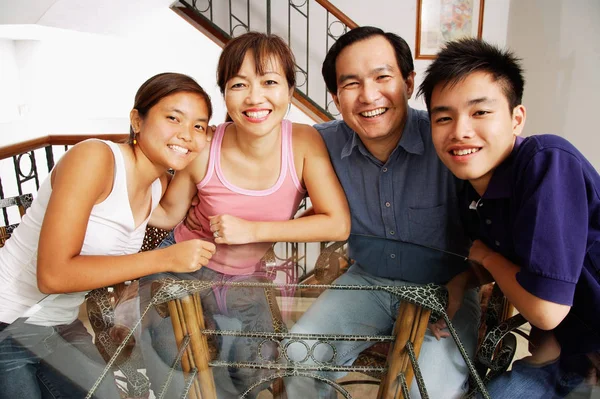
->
xmin=0 ymin=140 xmax=162 ymax=326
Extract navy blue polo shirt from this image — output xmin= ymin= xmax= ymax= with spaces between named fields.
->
xmin=463 ymin=134 xmax=600 ymax=355
xmin=315 ymin=107 xmax=469 ymax=283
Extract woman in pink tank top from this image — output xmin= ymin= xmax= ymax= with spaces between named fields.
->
xmin=142 ymin=32 xmax=350 ymax=398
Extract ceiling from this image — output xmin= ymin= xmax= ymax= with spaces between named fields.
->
xmin=0 ymin=0 xmax=177 ymax=38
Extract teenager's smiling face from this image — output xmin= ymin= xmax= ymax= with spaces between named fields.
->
xmin=133 ymin=91 xmax=210 ymax=171
xmin=332 ymin=35 xmax=415 ymax=145
xmin=430 ymin=71 xmax=526 ymax=195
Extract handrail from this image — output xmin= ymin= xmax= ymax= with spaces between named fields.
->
xmin=314 ymin=0 xmax=358 ymax=29
xmin=0 ymin=134 xmax=128 ymax=160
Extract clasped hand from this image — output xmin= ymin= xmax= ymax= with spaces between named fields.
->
xmin=429 ymin=240 xmax=497 ymax=340
xmin=209 ymin=214 xmax=257 ymax=245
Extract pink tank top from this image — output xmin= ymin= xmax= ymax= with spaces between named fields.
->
xmin=174 ymin=119 xmax=306 ymax=275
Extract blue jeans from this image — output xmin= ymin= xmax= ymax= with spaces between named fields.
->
xmin=139 ymin=232 xmax=276 ymax=398
xmin=484 ymin=355 xmax=595 ymax=399
xmin=0 ymin=319 xmax=119 ymax=399
xmin=284 ymin=263 xmax=481 ymax=399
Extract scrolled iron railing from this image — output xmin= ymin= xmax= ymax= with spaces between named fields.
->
xmin=0 ymin=135 xmax=127 ymax=227
xmin=171 ymin=0 xmax=358 ymax=122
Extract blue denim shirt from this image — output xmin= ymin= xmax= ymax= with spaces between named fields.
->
xmin=315 ymin=107 xmax=468 ymax=283
xmin=463 ymin=134 xmax=600 ymax=355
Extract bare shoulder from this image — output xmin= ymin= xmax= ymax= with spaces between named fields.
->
xmin=291 ymin=122 xmax=325 ymax=144
xmin=291 ymin=122 xmax=327 ymax=153
xmin=184 ymin=140 xmax=211 ymax=183
xmin=54 ymin=140 xmax=114 ymax=178
xmin=50 ymin=140 xmax=116 ymax=201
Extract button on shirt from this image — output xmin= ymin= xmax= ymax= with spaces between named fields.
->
xmin=463 ymin=134 xmax=600 ymax=355
xmin=315 ymin=107 xmax=468 ymax=282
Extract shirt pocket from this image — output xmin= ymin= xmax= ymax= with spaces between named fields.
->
xmin=407 ymin=204 xmax=449 ymax=247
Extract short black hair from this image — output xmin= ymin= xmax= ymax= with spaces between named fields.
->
xmin=417 ymin=38 xmax=525 ymax=113
xmin=322 ymin=26 xmax=414 ymax=94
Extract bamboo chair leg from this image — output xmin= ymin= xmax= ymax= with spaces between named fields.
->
xmin=169 ymin=294 xmax=216 ymax=399
xmin=377 ymin=302 xmax=431 ymax=399
xmin=169 ymin=299 xmax=200 ymax=399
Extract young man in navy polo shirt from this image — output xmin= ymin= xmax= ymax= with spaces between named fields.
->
xmin=418 ymin=38 xmax=600 ymax=398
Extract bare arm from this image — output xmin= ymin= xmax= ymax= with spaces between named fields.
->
xmin=149 ymin=163 xmax=198 ymax=230
xmin=472 ymin=240 xmax=570 ymax=330
xmin=211 ymin=124 xmax=350 ymax=244
xmin=37 ymin=142 xmax=215 ymax=294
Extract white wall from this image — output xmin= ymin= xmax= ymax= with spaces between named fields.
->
xmin=506 ymin=0 xmax=600 ymax=168
xmin=0 ymin=39 xmax=23 ymax=123
xmin=0 ymin=5 xmax=313 ymax=147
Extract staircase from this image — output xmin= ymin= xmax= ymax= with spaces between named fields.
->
xmin=0 ymin=1 xmax=358 ymax=221
xmin=170 ymin=0 xmax=358 ymax=123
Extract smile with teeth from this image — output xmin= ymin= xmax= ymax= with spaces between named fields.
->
xmin=360 ymin=108 xmax=387 ymax=118
xmin=244 ymin=110 xmax=270 ymax=119
xmin=168 ymin=144 xmax=189 ymax=154
xmin=452 ymin=148 xmax=480 ymax=156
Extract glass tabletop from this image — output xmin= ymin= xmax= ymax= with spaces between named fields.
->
xmin=2 ymin=233 xmax=492 ymax=399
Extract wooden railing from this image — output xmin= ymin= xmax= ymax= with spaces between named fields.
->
xmin=0 ymin=134 xmax=128 ymax=160
xmin=0 ymin=134 xmax=127 ymax=221
xmin=314 ymin=0 xmax=358 ymax=30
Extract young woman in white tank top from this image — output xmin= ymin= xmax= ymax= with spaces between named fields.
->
xmin=0 ymin=73 xmax=216 ymax=398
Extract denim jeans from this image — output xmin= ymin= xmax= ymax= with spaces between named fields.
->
xmin=139 ymin=232 xmax=276 ymax=398
xmin=484 ymin=355 xmax=596 ymax=399
xmin=0 ymin=319 xmax=119 ymax=399
xmin=284 ymin=263 xmax=481 ymax=399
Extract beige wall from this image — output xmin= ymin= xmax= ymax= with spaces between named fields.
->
xmin=507 ymin=0 xmax=600 ymax=168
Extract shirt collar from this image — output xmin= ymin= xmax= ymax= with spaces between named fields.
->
xmin=482 ymin=136 xmax=525 ymax=199
xmin=340 ymin=107 xmax=424 ymax=159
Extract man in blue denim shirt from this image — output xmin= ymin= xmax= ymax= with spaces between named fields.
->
xmin=285 ymin=26 xmax=480 ymax=399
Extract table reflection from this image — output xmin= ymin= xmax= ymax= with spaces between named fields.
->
xmin=2 ymin=234 xmax=490 ymax=399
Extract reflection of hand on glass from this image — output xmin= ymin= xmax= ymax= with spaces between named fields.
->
xmin=429 ymin=270 xmax=470 ymax=340
xmin=429 ymin=257 xmax=493 ymax=340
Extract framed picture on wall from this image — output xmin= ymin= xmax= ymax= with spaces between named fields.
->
xmin=415 ymin=0 xmax=485 ymax=59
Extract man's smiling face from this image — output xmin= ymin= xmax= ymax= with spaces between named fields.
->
xmin=332 ymin=35 xmax=415 ymax=146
